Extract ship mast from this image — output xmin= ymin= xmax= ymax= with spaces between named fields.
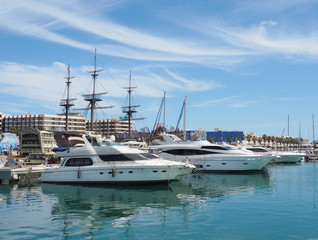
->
xmin=60 ymin=65 xmax=76 ymax=132
xmin=76 ymin=49 xmax=114 ymax=130
xmin=122 ymin=71 xmax=144 ymax=138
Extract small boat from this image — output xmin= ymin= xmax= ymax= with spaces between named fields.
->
xmin=25 ymin=152 xmax=59 ymax=165
xmin=274 ymin=151 xmax=305 ymax=163
xmin=121 ymin=139 xmax=148 ymax=151
xmin=149 ymin=133 xmax=273 ymax=172
xmin=243 ymin=146 xmax=304 ymax=163
xmin=41 ymin=134 xmax=194 ymax=184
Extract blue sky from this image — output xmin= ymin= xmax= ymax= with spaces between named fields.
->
xmin=0 ymin=0 xmax=318 ymax=140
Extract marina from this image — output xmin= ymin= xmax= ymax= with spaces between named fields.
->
xmin=1 ymin=161 xmax=318 ymax=239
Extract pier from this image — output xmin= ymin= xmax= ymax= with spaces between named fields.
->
xmin=0 ymin=165 xmax=58 ymax=184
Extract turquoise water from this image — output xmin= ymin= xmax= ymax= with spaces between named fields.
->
xmin=1 ymin=162 xmax=318 ymax=239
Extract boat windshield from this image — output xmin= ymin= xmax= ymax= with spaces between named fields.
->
xmin=201 ymin=145 xmax=231 ymax=150
xmin=246 ymin=148 xmax=269 ymax=152
xmin=99 ymin=153 xmax=159 ymax=161
xmin=93 ymin=141 xmax=123 ymax=147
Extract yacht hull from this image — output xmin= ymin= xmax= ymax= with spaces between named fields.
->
xmin=41 ymin=165 xmax=192 ymax=184
xmin=159 ymin=154 xmax=274 ymax=172
xmin=274 ymin=154 xmax=304 ymax=163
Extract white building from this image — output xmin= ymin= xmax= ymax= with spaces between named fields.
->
xmin=86 ymin=116 xmax=134 ymax=136
xmin=20 ymin=128 xmax=58 ymax=156
xmin=2 ymin=114 xmax=86 ymax=134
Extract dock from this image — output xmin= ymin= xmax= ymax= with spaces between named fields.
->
xmin=0 ymin=165 xmax=58 ymax=184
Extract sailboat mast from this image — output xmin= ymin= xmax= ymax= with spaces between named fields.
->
xmin=128 ymin=71 xmax=132 ymax=137
xmin=163 ymin=91 xmax=166 ymax=132
xmin=183 ymin=96 xmax=187 ymax=141
xmin=288 ymin=114 xmax=290 ymax=136
xmin=122 ymin=71 xmax=144 ymax=138
xmin=90 ymin=49 xmax=98 ymax=128
xmin=75 ymin=48 xmax=114 ymax=132
xmin=60 ymin=65 xmax=75 ymax=133
xmin=313 ymin=113 xmax=315 ymax=143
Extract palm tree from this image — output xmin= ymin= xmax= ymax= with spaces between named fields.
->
xmin=228 ymin=135 xmax=233 ymax=144
xmin=262 ymin=134 xmax=267 ymax=147
xmin=252 ymin=136 xmax=258 ymax=146
xmin=240 ymin=134 xmax=245 ymax=143
xmin=246 ymin=134 xmax=252 ymax=144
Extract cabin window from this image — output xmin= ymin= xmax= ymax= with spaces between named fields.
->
xmin=65 ymin=158 xmax=93 ymax=167
xmin=201 ymin=146 xmax=230 ymax=150
xmin=246 ymin=148 xmax=268 ymax=152
xmin=162 ymin=149 xmax=213 ymax=155
xmin=195 ymin=164 xmax=203 ymax=168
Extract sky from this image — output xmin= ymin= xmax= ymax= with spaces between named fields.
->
xmin=0 ymin=0 xmax=318 ymax=140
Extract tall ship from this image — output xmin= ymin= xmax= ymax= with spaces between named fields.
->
xmin=75 ymin=49 xmax=114 ymax=132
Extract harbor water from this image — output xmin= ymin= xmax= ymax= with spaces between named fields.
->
xmin=1 ymin=162 xmax=318 ymax=239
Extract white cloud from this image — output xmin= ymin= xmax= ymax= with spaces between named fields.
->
xmin=0 ymin=61 xmax=221 ymax=114
xmin=193 ymin=96 xmax=239 ymax=107
xmin=0 ymin=0 xmax=249 ymax=69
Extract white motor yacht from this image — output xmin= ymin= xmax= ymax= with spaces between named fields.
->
xmin=274 ymin=151 xmax=305 ymax=163
xmin=243 ymin=146 xmax=304 ymax=163
xmin=41 ymin=135 xmax=194 ymax=184
xmin=149 ymin=134 xmax=273 ymax=172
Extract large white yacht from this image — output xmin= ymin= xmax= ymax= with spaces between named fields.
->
xmin=149 ymin=134 xmax=274 ymax=172
xmin=243 ymin=146 xmax=304 ymax=163
xmin=41 ymin=135 xmax=194 ymax=184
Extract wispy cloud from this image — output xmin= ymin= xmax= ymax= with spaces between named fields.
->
xmin=193 ymin=96 xmax=238 ymax=107
xmin=0 ymin=0 xmax=249 ymax=68
xmin=273 ymin=97 xmax=300 ymax=101
xmin=193 ymin=96 xmax=256 ymax=109
xmin=0 ymin=61 xmax=222 ymax=114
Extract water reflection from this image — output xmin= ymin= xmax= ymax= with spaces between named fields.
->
xmin=0 ymin=171 xmax=273 ymax=238
xmin=179 ymin=171 xmax=271 ymax=199
xmin=40 ymin=171 xmax=272 ymax=225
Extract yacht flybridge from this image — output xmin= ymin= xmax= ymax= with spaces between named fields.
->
xmin=41 ymin=135 xmax=194 ymax=184
xmin=149 ymin=133 xmax=274 ymax=172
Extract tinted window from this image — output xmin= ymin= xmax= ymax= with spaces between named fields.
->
xmin=163 ymin=149 xmax=215 ymax=155
xmin=201 ymin=146 xmax=229 ymax=150
xmin=65 ymin=158 xmax=93 ymax=167
xmin=247 ymin=148 xmax=268 ymax=152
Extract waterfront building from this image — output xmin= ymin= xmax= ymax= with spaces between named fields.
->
xmin=20 ymin=128 xmax=57 ymax=156
xmin=206 ymin=129 xmax=244 ymax=143
xmin=2 ymin=113 xmax=86 ymax=134
xmin=86 ymin=116 xmax=134 ymax=136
